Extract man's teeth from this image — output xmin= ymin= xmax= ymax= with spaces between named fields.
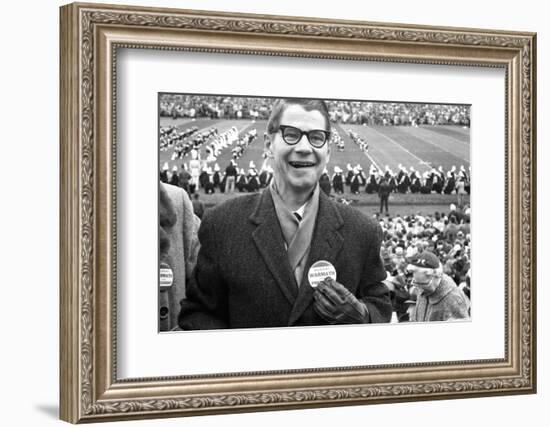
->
xmin=289 ymin=161 xmax=315 ymax=168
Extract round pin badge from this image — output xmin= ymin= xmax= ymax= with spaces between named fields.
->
xmin=160 ymin=262 xmax=174 ymax=288
xmin=308 ymin=260 xmax=337 ymax=288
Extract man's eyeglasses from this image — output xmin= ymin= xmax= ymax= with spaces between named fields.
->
xmin=278 ymin=125 xmax=330 ymax=148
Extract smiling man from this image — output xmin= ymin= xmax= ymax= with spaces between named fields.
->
xmin=179 ymin=98 xmax=392 ymax=329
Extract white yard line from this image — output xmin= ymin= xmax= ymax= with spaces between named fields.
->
xmin=364 ymin=150 xmax=381 ymax=170
xmin=367 ymin=126 xmax=432 ymax=171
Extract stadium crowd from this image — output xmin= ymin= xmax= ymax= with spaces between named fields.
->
xmin=326 ymin=100 xmax=470 ymax=126
xmin=160 ymin=95 xmax=470 ymax=126
xmin=376 ymin=206 xmax=471 ymax=322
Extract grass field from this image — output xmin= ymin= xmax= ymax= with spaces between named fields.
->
xmin=192 ymin=191 xmax=467 ymax=218
xmin=159 ymin=117 xmax=470 ymax=212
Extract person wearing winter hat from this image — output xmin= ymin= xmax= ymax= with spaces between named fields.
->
xmin=406 ymin=251 xmax=470 ymax=322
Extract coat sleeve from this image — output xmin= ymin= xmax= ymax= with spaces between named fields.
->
xmin=178 ymin=210 xmax=229 ymax=330
xmin=357 ymin=222 xmax=393 ymax=323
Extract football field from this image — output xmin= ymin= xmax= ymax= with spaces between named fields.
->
xmin=159 ymin=117 xmax=470 ymax=177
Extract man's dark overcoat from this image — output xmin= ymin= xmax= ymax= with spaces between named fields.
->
xmin=179 ymin=189 xmax=392 ymax=329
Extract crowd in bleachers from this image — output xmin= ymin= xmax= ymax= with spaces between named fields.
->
xmin=160 ymin=95 xmax=470 ymax=126
xmin=326 ymin=100 xmax=470 ymax=126
xmin=376 ymin=206 xmax=471 ymax=322
xmin=160 ymin=95 xmax=272 ymax=121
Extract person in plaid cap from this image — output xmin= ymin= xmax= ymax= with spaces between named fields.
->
xmin=407 ymin=251 xmax=470 ymax=322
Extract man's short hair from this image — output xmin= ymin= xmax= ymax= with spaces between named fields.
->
xmin=266 ymin=98 xmax=331 ymax=135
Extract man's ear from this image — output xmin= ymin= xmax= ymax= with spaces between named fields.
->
xmin=264 ymin=134 xmax=273 ymax=158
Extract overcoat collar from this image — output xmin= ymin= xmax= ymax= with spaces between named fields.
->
xmin=249 ymin=189 xmax=345 ymax=325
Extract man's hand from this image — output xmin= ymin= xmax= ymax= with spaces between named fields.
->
xmin=313 ymin=278 xmax=370 ymax=324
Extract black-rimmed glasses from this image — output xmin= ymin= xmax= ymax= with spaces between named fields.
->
xmin=278 ymin=125 xmax=330 ymax=148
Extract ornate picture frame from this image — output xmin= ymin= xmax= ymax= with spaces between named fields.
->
xmin=60 ymin=2 xmax=536 ymax=423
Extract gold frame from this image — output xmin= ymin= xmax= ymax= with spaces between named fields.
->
xmin=60 ymin=2 xmax=537 ymax=423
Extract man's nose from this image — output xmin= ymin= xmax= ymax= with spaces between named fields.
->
xmin=294 ymin=134 xmax=313 ymax=152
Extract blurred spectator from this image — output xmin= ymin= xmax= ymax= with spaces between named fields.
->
xmin=378 ymin=177 xmax=391 ymax=214
xmin=178 ymin=164 xmax=191 ymax=192
xmin=406 ymin=251 xmax=470 ymax=322
xmin=169 ymin=165 xmax=180 ymax=187
xmin=191 ymin=193 xmax=205 ymax=219
xmin=159 ymin=182 xmax=200 ymax=331
xmin=319 ymin=169 xmax=331 ymax=196
xmin=225 ymin=160 xmax=237 ymax=194
xmin=444 ymin=216 xmax=459 ymax=243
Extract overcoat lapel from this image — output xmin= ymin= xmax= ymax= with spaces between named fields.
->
xmin=287 ymin=192 xmax=345 ymax=326
xmin=250 ymin=191 xmax=298 ymax=306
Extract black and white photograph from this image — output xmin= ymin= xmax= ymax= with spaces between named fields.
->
xmin=158 ymin=94 xmax=472 ymax=331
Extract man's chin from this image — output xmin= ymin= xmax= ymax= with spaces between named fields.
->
xmin=288 ymin=179 xmax=317 ymax=193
